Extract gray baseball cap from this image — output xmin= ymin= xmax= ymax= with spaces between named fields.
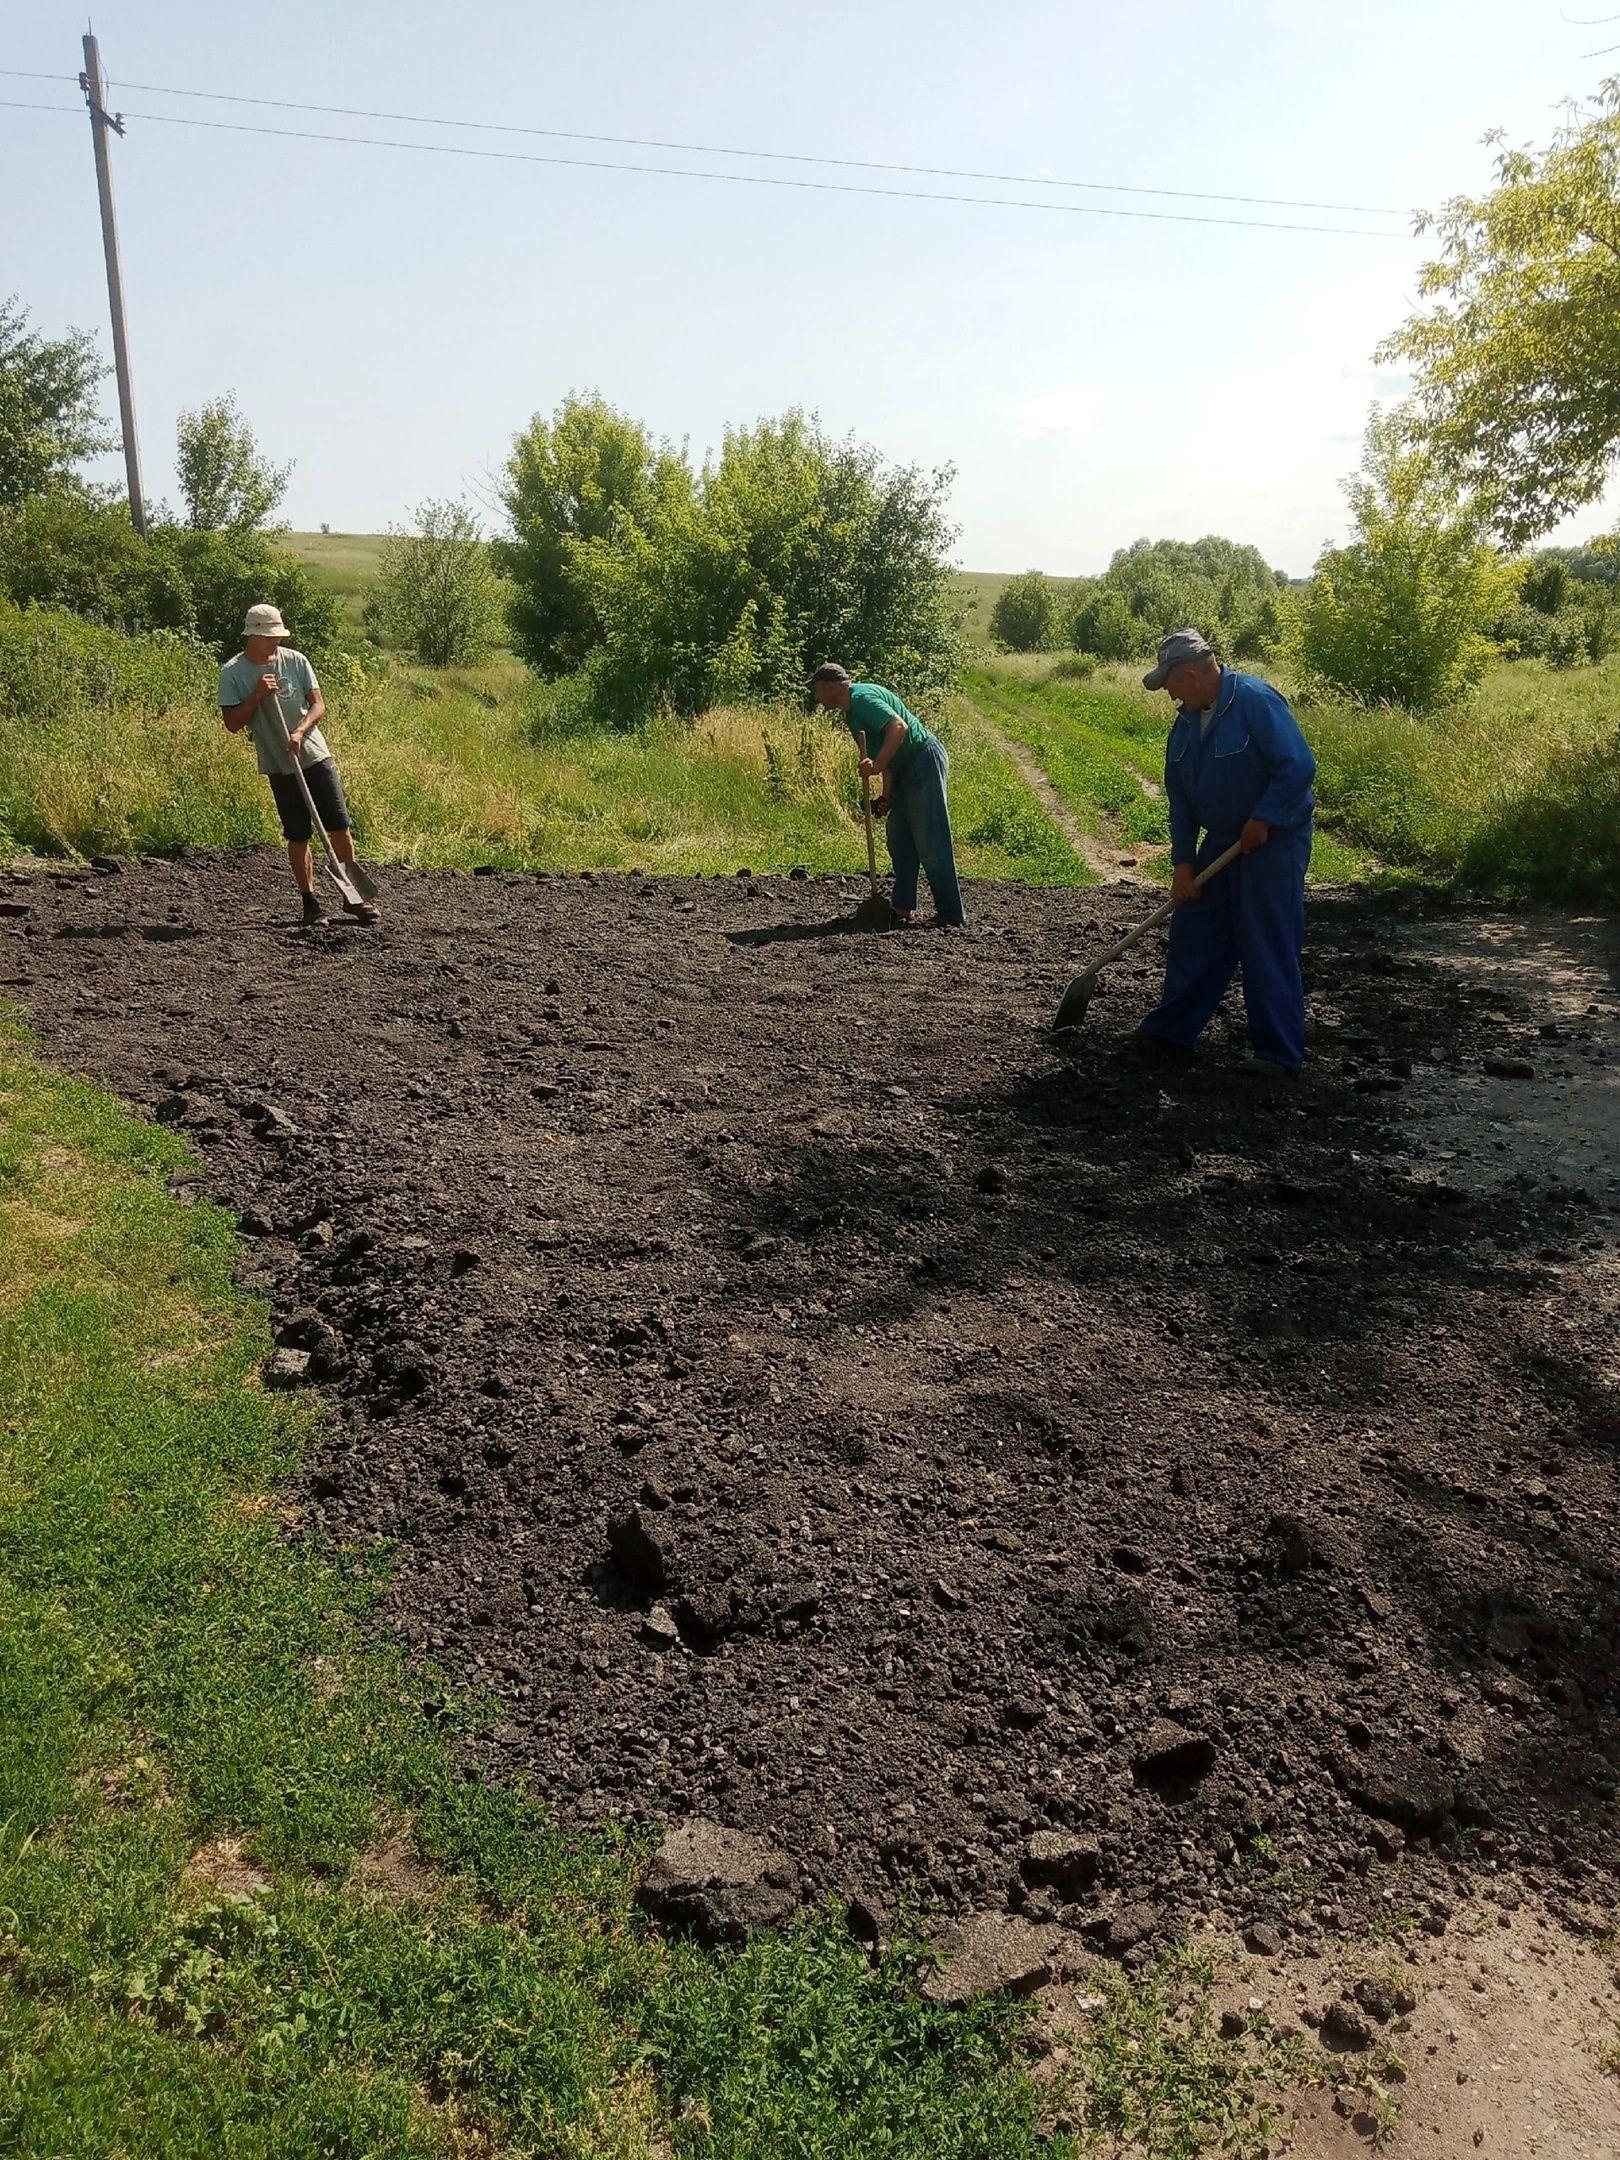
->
xmin=1142 ymin=627 xmax=1215 ymax=691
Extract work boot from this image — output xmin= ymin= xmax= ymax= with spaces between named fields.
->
xmin=1127 ymin=1030 xmax=1192 ymax=1069
xmin=300 ymin=892 xmax=324 ymax=924
xmin=1240 ymin=1054 xmax=1298 ymax=1083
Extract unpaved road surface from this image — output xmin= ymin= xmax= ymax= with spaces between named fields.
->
xmin=6 ymin=850 xmax=1620 ymax=1987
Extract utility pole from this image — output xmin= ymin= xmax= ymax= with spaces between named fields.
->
xmin=79 ymin=32 xmax=146 ymax=534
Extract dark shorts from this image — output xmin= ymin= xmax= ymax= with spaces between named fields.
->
xmin=267 ymin=758 xmax=350 ymax=844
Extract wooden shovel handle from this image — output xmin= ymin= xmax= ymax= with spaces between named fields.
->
xmin=1085 ymin=838 xmax=1246 ymax=973
xmin=858 ymin=730 xmax=880 ymax=894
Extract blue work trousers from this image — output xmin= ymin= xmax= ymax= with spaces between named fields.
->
xmin=1139 ymin=825 xmax=1311 ymax=1070
xmin=886 ymin=736 xmax=966 ymax=924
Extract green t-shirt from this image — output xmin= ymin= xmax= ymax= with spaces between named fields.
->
xmin=842 ymin=682 xmax=931 ymax=775
xmin=217 ymin=646 xmax=330 ymax=778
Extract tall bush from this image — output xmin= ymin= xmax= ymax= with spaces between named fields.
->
xmin=0 ymin=298 xmax=111 ymax=509
xmin=0 ymin=490 xmax=192 ymax=633
xmin=988 ymin=571 xmax=1057 ymax=652
xmin=365 ymin=500 xmax=508 ymax=666
xmin=174 ymin=394 xmax=291 ymax=534
xmin=1092 ymin=535 xmax=1285 ymax=657
xmin=0 ymin=597 xmax=209 ymax=724
xmin=157 ymin=527 xmax=346 ymax=664
xmin=1291 ymin=412 xmax=1515 ymax=711
xmin=1066 ymin=584 xmax=1141 ymax=661
xmin=0 ymin=492 xmax=344 ymax=663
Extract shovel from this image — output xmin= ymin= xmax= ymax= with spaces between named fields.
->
xmin=851 ymin=731 xmax=898 ymax=931
xmin=271 ymin=702 xmax=379 ymax=909
xmin=1052 ymin=837 xmax=1243 ymax=1032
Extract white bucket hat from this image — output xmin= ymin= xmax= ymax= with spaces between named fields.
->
xmin=242 ymin=602 xmax=290 ymax=640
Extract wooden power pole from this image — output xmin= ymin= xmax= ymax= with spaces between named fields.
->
xmin=79 ymin=33 xmax=146 ymax=534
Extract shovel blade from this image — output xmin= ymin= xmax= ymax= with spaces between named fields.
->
xmin=1052 ymin=966 xmax=1101 ymax=1032
xmin=323 ymin=857 xmax=379 ymax=907
xmin=851 ymin=894 xmax=897 ymax=932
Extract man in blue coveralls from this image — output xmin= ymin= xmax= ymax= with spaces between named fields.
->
xmin=1136 ymin=628 xmax=1316 ymax=1076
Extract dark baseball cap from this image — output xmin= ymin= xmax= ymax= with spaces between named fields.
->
xmin=810 ymin=662 xmax=851 ymax=687
xmin=1142 ymin=628 xmax=1215 ymax=691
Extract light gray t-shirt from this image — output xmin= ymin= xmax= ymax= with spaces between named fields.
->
xmin=217 ymin=646 xmax=330 ymax=777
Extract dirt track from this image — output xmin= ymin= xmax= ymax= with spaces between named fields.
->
xmin=6 ymin=848 xmax=1620 ymax=1969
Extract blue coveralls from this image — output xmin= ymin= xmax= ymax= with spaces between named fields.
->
xmin=1138 ymin=668 xmax=1316 ymax=1072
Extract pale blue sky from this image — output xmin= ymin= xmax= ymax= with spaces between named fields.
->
xmin=3 ymin=1 xmax=1611 ymax=573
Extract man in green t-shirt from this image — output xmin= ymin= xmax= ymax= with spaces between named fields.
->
xmin=810 ymin=663 xmax=965 ymax=925
xmin=218 ymin=603 xmax=377 ymax=925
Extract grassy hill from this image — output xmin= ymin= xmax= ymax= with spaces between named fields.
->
xmin=283 ymin=530 xmax=385 ymax=632
xmin=951 ymin=568 xmax=1084 ymax=640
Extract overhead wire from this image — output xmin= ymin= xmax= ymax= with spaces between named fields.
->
xmin=0 ymin=63 xmax=1409 ymax=218
xmin=1 ymin=94 xmax=1411 ymax=237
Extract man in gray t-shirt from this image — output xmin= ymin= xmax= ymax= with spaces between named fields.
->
xmin=218 ymin=602 xmax=378 ymax=925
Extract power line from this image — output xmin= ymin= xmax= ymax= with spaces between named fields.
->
xmin=0 ymin=64 xmax=1410 ymax=221
xmin=0 ymin=97 xmax=1411 ymax=236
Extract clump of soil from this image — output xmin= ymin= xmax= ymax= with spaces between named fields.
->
xmin=8 ymin=848 xmax=1620 ymax=1968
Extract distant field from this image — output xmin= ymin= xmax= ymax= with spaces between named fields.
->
xmin=286 ymin=539 xmax=1074 ymax=646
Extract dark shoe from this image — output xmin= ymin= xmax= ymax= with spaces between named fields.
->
xmin=1240 ymin=1054 xmax=1298 ymax=1082
xmin=300 ymin=893 xmax=324 ymax=924
xmin=343 ymin=898 xmax=380 ymax=925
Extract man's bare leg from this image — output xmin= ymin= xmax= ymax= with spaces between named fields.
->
xmin=287 ymin=840 xmax=315 ymax=896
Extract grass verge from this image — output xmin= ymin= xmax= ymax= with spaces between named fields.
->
xmin=0 ymin=1020 xmax=1308 ymax=2158
xmin=0 ymin=622 xmax=1086 ymax=888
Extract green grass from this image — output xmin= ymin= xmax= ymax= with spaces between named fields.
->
xmin=963 ymin=661 xmax=1175 ymax=854
xmin=958 ymin=653 xmax=1620 ymax=897
xmin=1298 ymin=661 xmax=1620 ymax=902
xmin=17 ymin=580 xmax=1612 ymax=903
xmin=0 ymin=643 xmax=1089 ymax=886
xmin=0 ymin=1024 xmax=1314 ymax=2157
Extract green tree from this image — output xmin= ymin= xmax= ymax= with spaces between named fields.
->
xmin=0 ymin=298 xmax=112 ymax=509
xmin=1094 ymin=534 xmax=1285 ymax=655
xmin=174 ymin=393 xmax=291 ymax=533
xmin=1291 ymin=410 xmax=1515 ymax=710
xmin=496 ymin=392 xmax=683 ymax=674
xmin=1383 ymin=81 xmax=1620 ymax=544
xmin=565 ymin=411 xmax=960 ymax=728
xmin=364 ymin=499 xmax=508 ymax=666
xmin=988 ymin=571 xmax=1057 ymax=652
